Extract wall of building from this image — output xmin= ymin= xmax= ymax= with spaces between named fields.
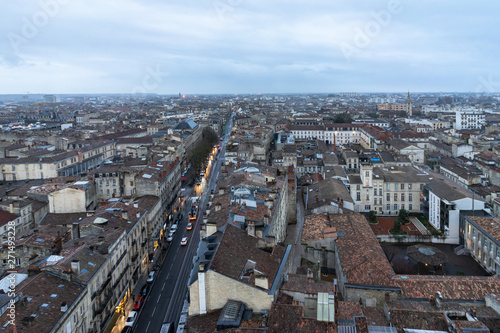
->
xmin=189 ymin=270 xmax=274 ymax=316
xmin=49 ymin=188 xmax=87 ymax=213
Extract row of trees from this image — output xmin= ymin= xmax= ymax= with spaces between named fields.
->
xmin=188 ymin=127 xmax=219 ymax=174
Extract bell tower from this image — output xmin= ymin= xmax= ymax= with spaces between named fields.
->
xmin=406 ymin=91 xmax=412 ymax=117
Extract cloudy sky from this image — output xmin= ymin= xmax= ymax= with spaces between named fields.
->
xmin=1 ymin=0 xmax=499 ymax=94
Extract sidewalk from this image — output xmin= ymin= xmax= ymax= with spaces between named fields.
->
xmin=110 ymin=245 xmax=168 ymax=333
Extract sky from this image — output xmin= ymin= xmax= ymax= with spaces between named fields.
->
xmin=1 ymin=0 xmax=499 ymax=94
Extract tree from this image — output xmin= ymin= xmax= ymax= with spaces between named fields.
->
xmin=368 ymin=210 xmax=377 ymax=224
xmin=188 ymin=127 xmax=219 ymax=172
xmin=333 ymin=112 xmax=352 ymax=123
xmin=390 ymin=219 xmax=403 ymax=234
xmin=398 ymin=209 xmax=409 ymax=225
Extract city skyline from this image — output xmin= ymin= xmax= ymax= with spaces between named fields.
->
xmin=1 ymin=0 xmax=499 ymax=94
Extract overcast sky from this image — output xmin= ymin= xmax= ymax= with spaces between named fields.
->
xmin=1 ymin=0 xmax=499 ymax=94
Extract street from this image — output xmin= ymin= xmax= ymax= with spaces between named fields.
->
xmin=131 ymin=113 xmax=233 ymax=333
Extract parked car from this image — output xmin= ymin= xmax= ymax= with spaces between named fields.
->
xmin=147 ymin=271 xmax=155 ymax=283
xmin=139 ymin=284 xmax=150 ymax=297
xmin=180 ymin=237 xmax=188 ymax=246
xmin=133 ymin=296 xmax=143 ymax=310
xmin=170 ymin=224 xmax=178 ymax=232
xmin=167 ymin=234 xmax=173 ymax=242
xmin=125 ymin=311 xmax=138 ymax=327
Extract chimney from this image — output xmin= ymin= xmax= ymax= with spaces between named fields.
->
xmin=163 ymin=169 xmax=167 ymax=177
xmin=61 ymin=302 xmax=68 ymax=312
xmin=133 ymin=203 xmax=139 ymax=209
xmin=219 ymin=188 xmax=224 ymax=195
xmin=215 ymin=203 xmax=222 ymax=212
xmin=248 ymin=221 xmax=255 ymax=237
xmin=72 ymin=223 xmax=80 ymax=240
xmin=199 ymin=262 xmax=205 ymax=272
xmin=307 ymin=268 xmax=313 ymax=281
xmin=122 ymin=210 xmax=128 ymax=220
xmin=9 ymin=204 xmax=14 ymax=214
xmin=136 ymin=212 xmax=140 ymax=218
xmin=71 ymin=260 xmax=80 ymax=275
xmin=435 ymin=291 xmax=443 ymax=308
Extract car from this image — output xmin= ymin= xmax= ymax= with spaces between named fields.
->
xmin=186 ymin=222 xmax=193 ymax=230
xmin=139 ymin=284 xmax=150 ymax=297
xmin=167 ymin=234 xmax=173 ymax=242
xmin=180 ymin=237 xmax=188 ymax=246
xmin=146 ymin=271 xmax=155 ymax=283
xmin=170 ymin=224 xmax=178 ymax=232
xmin=133 ymin=296 xmax=143 ymax=310
xmin=125 ymin=311 xmax=138 ymax=327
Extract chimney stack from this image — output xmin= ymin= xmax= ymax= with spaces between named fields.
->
xmin=72 ymin=223 xmax=80 ymax=240
xmin=435 ymin=291 xmax=443 ymax=308
xmin=61 ymin=302 xmax=68 ymax=312
xmin=247 ymin=222 xmax=255 ymax=237
xmin=122 ymin=210 xmax=128 ymax=220
xmin=70 ymin=260 xmax=80 ymax=275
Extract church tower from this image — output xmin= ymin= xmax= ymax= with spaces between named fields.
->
xmin=406 ymin=91 xmax=412 ymax=117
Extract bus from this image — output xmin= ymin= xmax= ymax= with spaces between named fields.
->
xmin=160 ymin=322 xmax=174 ymax=333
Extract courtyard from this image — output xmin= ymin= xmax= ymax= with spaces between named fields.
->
xmin=381 ymin=243 xmax=490 ymax=276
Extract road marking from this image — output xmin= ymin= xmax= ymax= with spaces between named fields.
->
xmin=157 ymin=294 xmax=161 ymax=303
xmin=151 ymin=307 xmax=156 ymax=317
xmin=162 ymin=282 xmax=166 ymax=291
xmin=146 ymin=321 xmax=151 ymax=332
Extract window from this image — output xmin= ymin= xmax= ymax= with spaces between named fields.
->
xmin=365 ymin=205 xmax=371 ymax=211
xmin=408 ymin=184 xmax=412 ymax=190
xmin=379 ymin=189 xmax=383 ymax=196
xmin=401 ymin=183 xmax=404 ymax=190
xmin=409 ymin=193 xmax=413 ymax=201
xmin=393 ymin=204 xmax=398 ymax=211
xmin=387 ymin=193 xmax=390 ymax=201
xmin=386 ymin=184 xmax=390 ymax=191
xmin=409 ymin=204 xmax=412 ymax=211
xmin=12 ymin=165 xmax=15 ymax=171
xmin=386 ymin=204 xmax=391 ymax=212
xmin=401 ymin=193 xmax=405 ymax=201
xmin=366 ymin=193 xmax=370 ymax=201
xmin=394 ymin=184 xmax=398 ymax=190
xmin=356 ymin=192 xmax=361 ymax=201
xmin=401 ymin=204 xmax=405 ymax=210
xmin=394 ymin=193 xmax=398 ymax=201
xmin=356 ymin=184 xmax=360 ymax=190
xmin=420 ymin=184 xmax=424 ymax=190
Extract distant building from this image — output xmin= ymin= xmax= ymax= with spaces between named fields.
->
xmin=455 ymin=109 xmax=485 ymax=130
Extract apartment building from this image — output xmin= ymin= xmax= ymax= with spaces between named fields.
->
xmin=463 ymin=215 xmax=500 ymax=275
xmin=424 ymin=176 xmax=486 ymax=244
xmin=349 ymin=164 xmax=429 ymax=216
xmin=0 ymin=140 xmax=116 ymax=182
xmin=455 ymin=109 xmax=486 ymax=130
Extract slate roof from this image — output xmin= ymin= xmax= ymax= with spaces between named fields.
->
xmin=426 ymin=175 xmax=484 ymax=202
xmin=209 ymin=225 xmax=285 ymax=292
xmin=332 ymin=214 xmax=396 ymax=287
